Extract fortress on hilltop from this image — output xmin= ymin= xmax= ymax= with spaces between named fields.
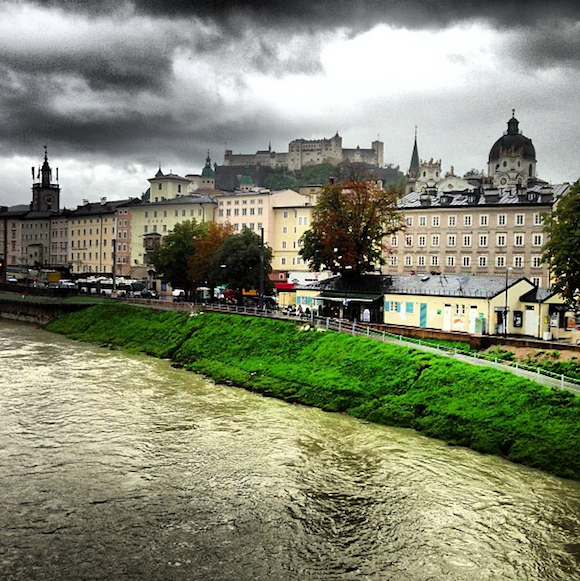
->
xmin=223 ymin=132 xmax=384 ymax=171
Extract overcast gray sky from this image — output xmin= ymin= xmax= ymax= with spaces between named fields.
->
xmin=1 ymin=0 xmax=579 ymax=209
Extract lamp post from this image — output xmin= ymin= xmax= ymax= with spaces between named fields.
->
xmin=504 ymin=266 xmax=512 ymax=337
xmin=259 ymin=227 xmax=264 ymax=310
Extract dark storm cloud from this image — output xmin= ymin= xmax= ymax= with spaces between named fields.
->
xmin=1 ymin=49 xmax=173 ymax=93
xmin=31 ymin=0 xmax=580 ymax=28
xmin=26 ymin=0 xmax=580 ymax=71
xmin=511 ymin=23 xmax=580 ymax=70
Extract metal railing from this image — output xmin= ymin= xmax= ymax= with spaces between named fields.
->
xmin=127 ymin=299 xmax=580 ymax=394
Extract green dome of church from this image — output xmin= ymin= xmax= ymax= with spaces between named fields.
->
xmin=201 ymin=151 xmax=215 ymax=178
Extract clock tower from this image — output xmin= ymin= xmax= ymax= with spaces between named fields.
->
xmin=31 ymin=146 xmax=60 ymax=212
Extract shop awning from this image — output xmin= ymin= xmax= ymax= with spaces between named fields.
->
xmin=275 ymin=282 xmax=295 ymax=290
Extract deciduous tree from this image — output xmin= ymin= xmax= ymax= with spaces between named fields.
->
xmin=299 ymin=180 xmax=403 ymax=276
xmin=149 ymin=220 xmax=202 ymax=291
xmin=542 ymin=179 xmax=580 ymax=306
xmin=211 ymin=227 xmax=273 ymax=304
xmin=187 ymin=222 xmax=234 ymax=298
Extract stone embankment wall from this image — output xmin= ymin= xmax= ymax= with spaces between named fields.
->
xmin=0 ymin=299 xmax=89 ymax=325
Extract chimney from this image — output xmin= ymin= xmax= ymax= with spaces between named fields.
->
xmin=100 ymin=197 xmax=107 ymax=205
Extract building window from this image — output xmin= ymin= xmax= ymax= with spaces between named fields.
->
xmin=281 ymin=241 xmax=287 ymax=249
xmin=479 ymin=234 xmax=488 ymax=247
xmin=533 ymin=233 xmax=543 ymax=246
xmin=532 ymin=255 xmax=542 ymax=268
xmin=405 ymin=235 xmax=413 ymax=247
xmin=480 ymin=215 xmax=488 ymax=226
xmin=430 ymin=255 xmax=439 ymax=267
xmin=234 ymin=209 xmax=239 ymax=216
xmin=462 ymin=255 xmax=471 ymax=267
xmin=390 ymin=235 xmax=398 ymax=246
xmin=497 ymin=214 xmax=506 ymax=226
xmin=432 ymin=215 xmax=440 ymax=227
xmin=446 ymin=255 xmax=455 ymax=267
xmin=417 ymin=256 xmax=425 ymax=267
xmin=533 ymin=213 xmax=543 ymax=225
xmin=515 ymin=214 xmax=524 ymax=226
xmin=283 ymin=211 xmax=288 ymax=218
xmin=514 ymin=256 xmax=523 ymax=268
xmin=497 ymin=234 xmax=506 ymax=247
xmin=448 ymin=215 xmax=456 ymax=227
xmin=389 ymin=255 xmax=398 ymax=266
xmin=431 ymin=235 xmax=440 ymax=247
xmin=419 ymin=216 xmax=426 ymax=227
xmin=447 ymin=234 xmax=456 ymax=247
xmin=281 ymin=257 xmax=286 ymax=265
xmin=462 ymin=234 xmax=471 ymax=247
xmin=464 ymin=215 xmax=472 ymax=227
xmin=496 ymin=255 xmax=506 ymax=267
xmin=532 ymin=277 xmax=541 ymax=287
xmin=418 ymin=235 xmax=426 ymax=247
xmin=478 ymin=255 xmax=487 ymax=267
xmin=406 ymin=216 xmax=413 ymax=227
xmin=404 ymin=255 xmax=412 ymax=266
xmin=514 ymin=233 xmax=525 ymax=246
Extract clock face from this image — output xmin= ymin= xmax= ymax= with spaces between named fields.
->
xmin=44 ymin=194 xmax=54 ymax=206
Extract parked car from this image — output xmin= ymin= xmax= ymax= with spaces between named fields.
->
xmin=141 ymin=289 xmax=159 ymax=299
xmin=6 ymin=276 xmax=18 ymax=283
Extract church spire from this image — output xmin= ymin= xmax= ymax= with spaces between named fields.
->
xmin=41 ymin=144 xmax=52 ymax=187
xmin=408 ymin=127 xmax=420 ymax=176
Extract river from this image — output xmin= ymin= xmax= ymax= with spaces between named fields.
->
xmin=1 ymin=320 xmax=580 ymax=580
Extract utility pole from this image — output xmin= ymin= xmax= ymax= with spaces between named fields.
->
xmin=112 ymin=238 xmax=117 ymax=294
xmin=259 ymin=227 xmax=264 ymax=309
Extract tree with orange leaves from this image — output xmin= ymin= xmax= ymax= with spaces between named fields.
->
xmin=187 ymin=222 xmax=234 ymax=298
xmin=299 ymin=180 xmax=403 ymax=276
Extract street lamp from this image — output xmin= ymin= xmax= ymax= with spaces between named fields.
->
xmin=504 ymin=266 xmax=513 ymax=337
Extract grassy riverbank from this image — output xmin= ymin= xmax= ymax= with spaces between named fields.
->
xmin=46 ymin=303 xmax=580 ymax=480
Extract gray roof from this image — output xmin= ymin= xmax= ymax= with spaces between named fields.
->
xmin=144 ymin=194 xmax=216 ymax=206
xmin=387 ymin=274 xmax=523 ymax=298
xmin=300 ymin=273 xmax=539 ymax=300
xmin=148 ymin=169 xmax=190 ymax=182
xmin=399 ymin=183 xmax=569 ymax=209
xmin=68 ymin=199 xmax=137 ymax=217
